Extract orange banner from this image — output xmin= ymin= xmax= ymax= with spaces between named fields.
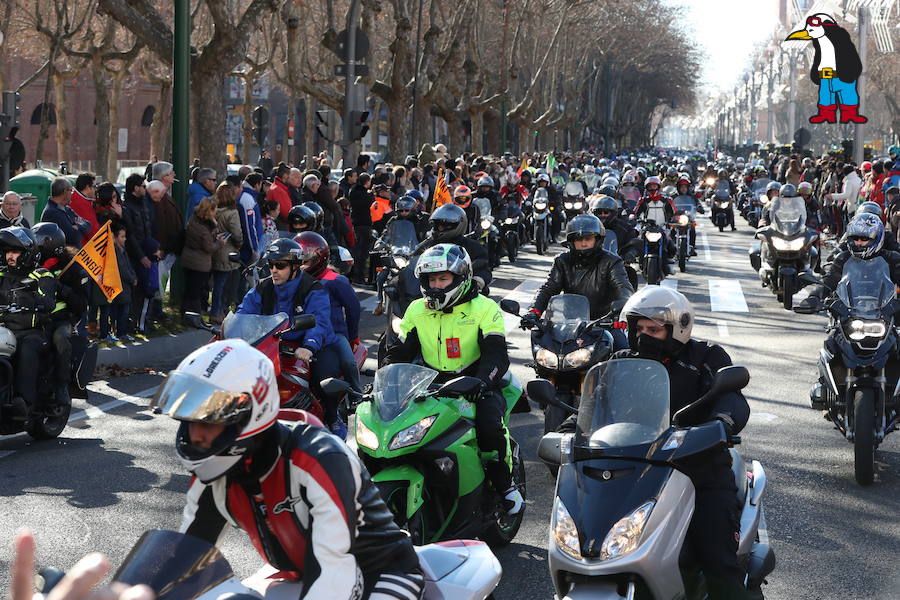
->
xmin=432 ymin=168 xmax=452 ymax=210
xmin=73 ymin=221 xmax=122 ymax=302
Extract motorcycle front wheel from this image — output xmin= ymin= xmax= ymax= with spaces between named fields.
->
xmin=482 ymin=440 xmax=526 ymax=548
xmin=26 ymin=401 xmax=71 ymax=440
xmin=678 ymin=239 xmax=687 ymax=272
xmin=377 ymin=480 xmax=429 ymax=545
xmin=853 ymin=388 xmax=876 ymax=486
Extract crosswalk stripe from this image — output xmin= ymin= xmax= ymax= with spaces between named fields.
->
xmin=661 ymin=279 xmax=679 ymax=290
xmin=699 ymin=231 xmax=712 ymax=261
xmin=717 ymin=321 xmax=730 ymax=337
xmin=708 ymin=279 xmax=748 ymax=312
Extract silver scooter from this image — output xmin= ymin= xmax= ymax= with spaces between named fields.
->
xmin=529 ymin=359 xmax=775 ymax=600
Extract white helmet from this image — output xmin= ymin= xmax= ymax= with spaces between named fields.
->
xmin=152 ymin=339 xmax=280 ymax=483
xmin=622 ymin=286 xmax=694 ymax=348
xmin=0 ymin=327 xmax=16 ymax=357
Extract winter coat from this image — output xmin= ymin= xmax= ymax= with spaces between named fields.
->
xmin=212 ymin=207 xmax=243 ymax=272
xmin=185 ymin=182 xmax=212 ymax=224
xmin=349 ymin=184 xmax=373 ymax=227
xmin=181 ymin=214 xmax=223 ymax=273
xmin=267 ymin=178 xmax=293 ymax=222
xmin=154 ymin=193 xmax=185 ymax=255
xmin=532 ymin=248 xmax=634 ymax=319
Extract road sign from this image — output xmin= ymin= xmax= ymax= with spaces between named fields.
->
xmin=252 ymin=105 xmax=269 ymax=127
xmin=335 ymin=28 xmax=369 ymax=61
xmin=335 ymin=63 xmax=369 ymax=77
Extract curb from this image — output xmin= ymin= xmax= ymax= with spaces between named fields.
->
xmin=97 ymin=329 xmax=210 ymax=368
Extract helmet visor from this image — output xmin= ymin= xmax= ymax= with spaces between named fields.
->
xmin=152 ymin=371 xmax=253 ymax=425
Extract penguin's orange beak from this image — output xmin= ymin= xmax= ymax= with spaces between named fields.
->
xmin=786 ymin=29 xmax=812 ymax=40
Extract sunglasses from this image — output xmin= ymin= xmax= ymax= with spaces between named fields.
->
xmin=806 ymin=16 xmax=831 ymax=27
xmin=270 ymin=261 xmax=292 ymax=271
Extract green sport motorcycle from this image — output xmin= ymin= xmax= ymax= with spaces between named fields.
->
xmin=353 ymin=363 xmax=526 ymax=548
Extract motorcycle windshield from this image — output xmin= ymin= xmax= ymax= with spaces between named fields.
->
xmin=770 ymin=196 xmax=805 ymax=236
xmin=221 ymin=312 xmax=289 ymax=345
xmin=836 ymin=256 xmax=894 ymax=318
xmin=675 ymin=200 xmax=696 ymax=218
xmin=575 ymin=359 xmax=670 ymax=449
xmin=565 ymin=181 xmax=584 ymax=197
xmin=383 ymin=220 xmax=419 ymax=254
xmin=373 ymin=363 xmax=439 ymax=421
xmin=545 ymin=294 xmax=591 ymax=342
xmin=603 ymin=234 xmax=619 ymax=256
xmin=114 ymin=530 xmax=234 ymax=599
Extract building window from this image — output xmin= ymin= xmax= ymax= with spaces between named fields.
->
xmin=141 ymin=105 xmax=156 ymax=127
xmin=30 ymin=103 xmax=57 ymax=125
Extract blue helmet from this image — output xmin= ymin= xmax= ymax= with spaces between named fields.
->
xmin=846 ymin=213 xmax=884 ymax=259
xmin=405 ymin=189 xmax=424 ymax=203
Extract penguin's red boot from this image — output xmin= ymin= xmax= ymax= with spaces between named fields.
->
xmin=809 ymin=104 xmax=837 ymax=124
xmin=839 ymin=105 xmax=868 ymax=124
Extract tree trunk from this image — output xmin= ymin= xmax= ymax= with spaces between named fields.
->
xmin=34 ymin=65 xmax=56 ymax=166
xmin=150 ymin=81 xmax=171 ymax=161
xmin=305 ymin=95 xmax=316 ymax=167
xmin=107 ymin=71 xmax=126 ymax=180
xmin=414 ymin=95 xmax=432 ymax=151
xmin=52 ymin=72 xmax=70 ymax=164
xmin=445 ymin=114 xmax=465 ymax=157
xmin=484 ymin=109 xmax=500 ymax=155
xmin=241 ymin=74 xmax=254 ymax=165
xmin=91 ymin=61 xmax=111 ymax=179
xmin=191 ymin=67 xmax=226 ymax=173
xmin=469 ymin=109 xmax=484 ymax=155
xmin=386 ymin=94 xmax=408 ymax=163
xmin=517 ymin=120 xmax=531 ymax=154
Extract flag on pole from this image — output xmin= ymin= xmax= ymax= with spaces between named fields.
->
xmin=72 ymin=221 xmax=122 ymax=302
xmin=516 ymin=157 xmax=529 ymax=177
xmin=432 ymin=168 xmax=452 ymax=210
xmin=546 ymin=153 xmax=557 ymax=173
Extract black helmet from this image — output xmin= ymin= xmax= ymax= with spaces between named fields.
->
xmin=590 ymin=195 xmax=620 ymax=226
xmin=597 ymin=184 xmax=617 ymax=198
xmin=31 ymin=222 xmax=66 ymax=264
xmin=302 ymin=201 xmax=324 ymax=232
xmin=780 ymin=184 xmax=798 ymax=198
xmin=263 ymin=238 xmax=303 ymax=277
xmin=288 ymin=205 xmax=316 ymax=232
xmin=566 ymin=214 xmax=606 ymax=261
xmin=429 ymin=204 xmax=467 ymax=242
xmin=0 ymin=226 xmax=37 ymax=273
xmin=666 ymin=167 xmax=677 ymax=178
xmin=395 ymin=197 xmax=416 ymax=215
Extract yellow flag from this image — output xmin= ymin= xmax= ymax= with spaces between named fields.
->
xmin=73 ymin=221 xmax=122 ymax=302
xmin=432 ymin=168 xmax=452 ymax=210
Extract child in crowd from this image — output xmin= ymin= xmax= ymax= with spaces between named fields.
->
xmin=262 ymin=199 xmax=280 ymax=246
xmin=94 ymin=222 xmax=137 ymax=343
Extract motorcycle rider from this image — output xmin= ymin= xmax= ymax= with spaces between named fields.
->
xmin=661 ymin=166 xmax=679 ymax=189
xmin=237 ymin=238 xmax=349 ymax=436
xmin=153 ymin=339 xmax=425 ymax=600
xmin=751 ymin=166 xmax=771 ymax=194
xmin=590 ymin=195 xmax=636 ymax=254
xmin=287 ymin=204 xmax=317 ymax=236
xmin=371 ymin=196 xmax=426 ymax=317
xmin=758 ymin=181 xmax=783 ymax=227
xmin=711 ymin=189 xmax=737 ymax=231
xmin=383 ymin=244 xmax=524 ymax=515
xmin=523 ymin=214 xmax=633 ymax=350
xmin=535 ymin=172 xmax=563 ymax=241
xmin=452 ymin=185 xmax=480 ymax=235
xmin=474 ymin=176 xmax=501 ymax=215
xmin=0 ymin=227 xmax=59 ymax=414
xmin=798 ymin=181 xmax=822 ymax=231
xmin=633 ymin=176 xmax=676 ymax=226
xmin=673 ymin=176 xmax=703 ymax=250
xmin=561 ymin=286 xmax=751 ymax=599
xmin=415 ymin=204 xmax=491 ymax=293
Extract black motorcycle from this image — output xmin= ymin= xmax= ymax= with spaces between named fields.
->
xmin=795 ymin=257 xmax=899 ymax=485
xmin=671 ymin=199 xmax=699 ymax=273
xmin=632 ymin=220 xmax=669 ymax=286
xmin=531 ymin=189 xmax=551 ymax=255
xmin=374 ymin=220 xmax=421 ymax=365
xmin=750 ymin=196 xmax=818 ymax=310
xmin=562 ymin=182 xmax=586 ymax=221
xmin=500 ymin=294 xmax=614 ymax=439
xmin=711 ymin=190 xmax=734 ymax=232
xmin=498 ymin=202 xmax=523 ymax=264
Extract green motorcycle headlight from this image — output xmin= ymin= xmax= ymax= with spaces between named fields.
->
xmin=356 ymin=418 xmax=379 ymax=450
xmin=389 ymin=415 xmax=438 ymax=450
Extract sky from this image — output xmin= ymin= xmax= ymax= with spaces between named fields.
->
xmin=668 ymin=0 xmax=782 ymax=93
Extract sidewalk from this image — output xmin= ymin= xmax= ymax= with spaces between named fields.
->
xmin=97 ymin=329 xmax=211 ymax=369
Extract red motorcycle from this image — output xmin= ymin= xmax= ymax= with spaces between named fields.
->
xmin=187 ymin=312 xmax=367 ymax=424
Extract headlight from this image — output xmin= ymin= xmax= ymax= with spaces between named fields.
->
xmin=771 ymin=236 xmax=805 ymax=251
xmin=645 ymin=231 xmax=662 ymax=242
xmin=564 ymin=202 xmax=573 ymax=210
xmin=705 ymin=177 xmax=715 ymax=186
xmin=553 ymin=498 xmax=582 ymax=560
xmin=393 ymin=255 xmax=408 ymax=269
xmin=356 ymin=418 xmax=379 ymax=450
xmin=846 ymin=319 xmax=887 ymax=341
xmin=535 ymin=202 xmax=547 ymax=210
xmin=599 ymin=501 xmax=655 ymax=561
xmin=391 ymin=315 xmax=403 ymax=334
xmin=716 ymin=201 xmax=730 ymax=208
xmin=505 ymin=218 xmax=516 ymax=224
xmin=534 ymin=346 xmax=558 ymax=369
xmin=481 ymin=219 xmax=491 ymax=230
xmin=388 ymin=415 xmax=438 ymax=450
xmin=563 ymin=347 xmax=593 ymax=369
xmin=677 ymin=214 xmax=689 ymax=226
xmin=573 ymin=202 xmax=583 ymax=210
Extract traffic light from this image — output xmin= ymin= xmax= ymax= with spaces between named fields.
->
xmin=2 ymin=92 xmax=20 ymax=129
xmin=349 ymin=109 xmax=369 ymax=141
xmin=252 ymin=105 xmax=269 ymax=147
xmin=315 ymin=109 xmax=336 ymax=141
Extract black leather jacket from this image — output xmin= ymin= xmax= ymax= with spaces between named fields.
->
xmin=532 ymin=248 xmax=633 ymax=319
xmin=416 ymin=234 xmax=492 ymax=292
xmin=0 ymin=267 xmax=57 ymax=335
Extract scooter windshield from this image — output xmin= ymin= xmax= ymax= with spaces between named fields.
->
xmin=836 ymin=256 xmax=894 ymax=318
xmin=770 ymin=196 xmax=805 ymax=236
xmin=383 ymin=220 xmax=419 ymax=255
xmin=221 ymin=312 xmax=290 ymax=346
xmin=373 ymin=363 xmax=439 ymax=421
xmin=602 ymin=234 xmax=619 ymax=256
xmin=675 ymin=200 xmax=697 ymax=219
xmin=576 ymin=359 xmax=670 ymax=449
xmin=114 ymin=530 xmax=234 ymax=599
xmin=545 ymin=294 xmax=591 ymax=342
xmin=565 ymin=181 xmax=585 ymax=197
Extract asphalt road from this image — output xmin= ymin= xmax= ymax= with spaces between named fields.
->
xmin=1 ymin=217 xmax=899 ymax=599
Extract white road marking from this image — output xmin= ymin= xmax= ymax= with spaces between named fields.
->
xmin=708 ymin=279 xmax=749 ymax=312
xmin=699 ymin=231 xmax=712 ymax=261
xmin=661 ymin=279 xmax=679 ymax=290
xmin=750 ymin=412 xmax=780 ymax=423
xmin=501 ymin=279 xmax=544 ymax=331
xmin=716 ymin=321 xmax=730 ymax=337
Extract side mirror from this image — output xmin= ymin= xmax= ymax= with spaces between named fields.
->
xmin=608 ymin=299 xmax=627 ymax=315
xmin=228 ymin=252 xmax=241 ymax=264
xmin=537 ymin=432 xmax=571 ymax=466
xmin=526 ymin=378 xmax=555 ymax=408
xmin=320 ymin=377 xmax=351 ymax=397
xmin=434 ymin=375 xmax=483 ymax=398
xmin=292 ymin=314 xmax=316 ymax=331
xmin=708 ymin=365 xmax=750 ymax=397
xmin=500 ymin=299 xmax=521 ymax=316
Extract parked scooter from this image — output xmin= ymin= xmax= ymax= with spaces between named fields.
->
xmin=36 ymin=529 xmax=502 ymax=600
xmin=530 ymin=360 xmax=775 ymax=600
xmin=794 ymin=257 xmax=900 ymax=485
xmin=749 ymin=196 xmax=819 ymax=310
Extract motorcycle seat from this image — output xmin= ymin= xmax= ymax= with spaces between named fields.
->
xmin=730 ymin=449 xmax=748 ymax=504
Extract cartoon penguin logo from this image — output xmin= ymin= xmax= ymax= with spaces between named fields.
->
xmin=785 ymin=13 xmax=867 ymax=125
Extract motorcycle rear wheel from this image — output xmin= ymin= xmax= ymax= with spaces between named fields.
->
xmin=853 ymin=388 xmax=876 ymax=486
xmin=26 ymin=401 xmax=71 ymax=440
